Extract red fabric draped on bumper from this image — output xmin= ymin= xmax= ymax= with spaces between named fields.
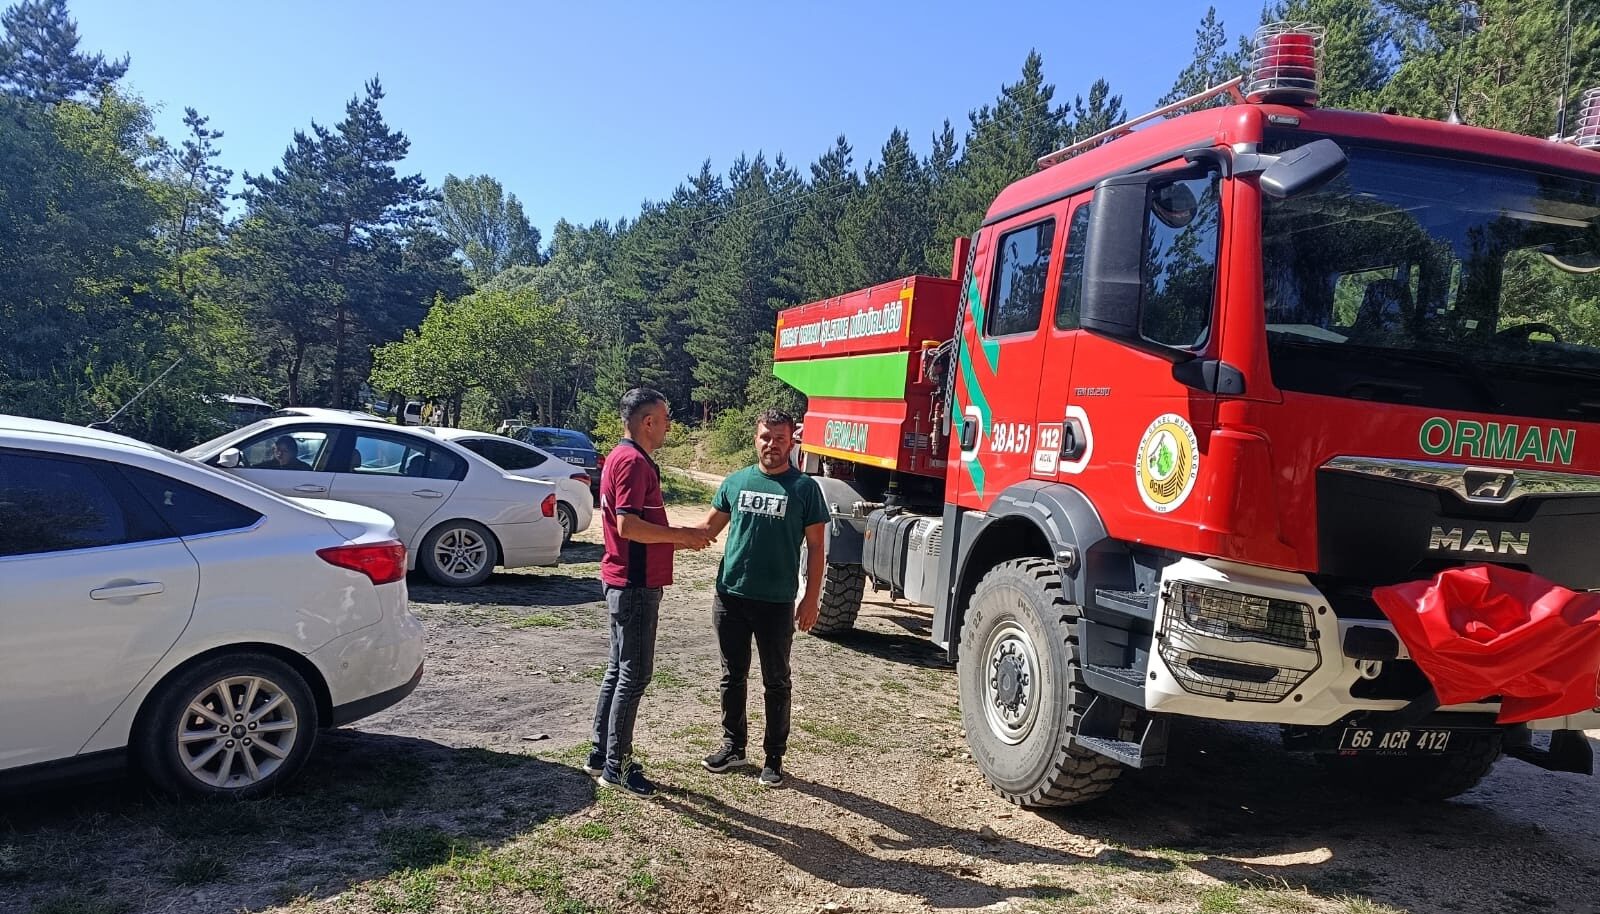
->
xmin=1372 ymin=565 xmax=1600 ymax=724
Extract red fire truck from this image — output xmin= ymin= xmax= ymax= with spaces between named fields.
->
xmin=773 ymin=23 xmax=1600 ymax=806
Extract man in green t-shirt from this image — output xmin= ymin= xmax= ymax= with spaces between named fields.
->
xmin=698 ymin=408 xmax=828 ymax=787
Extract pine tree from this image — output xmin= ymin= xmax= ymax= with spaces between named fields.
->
xmin=1160 ymin=6 xmax=1250 ymax=112
xmin=0 ymin=0 xmax=126 ymax=103
xmin=939 ymin=52 xmax=1069 ymax=246
xmin=1381 ymin=0 xmax=1600 ymax=137
xmin=845 ymin=128 xmax=934 ymax=286
xmin=781 ymin=135 xmax=862 ymax=302
xmin=235 ymin=78 xmax=454 ymax=406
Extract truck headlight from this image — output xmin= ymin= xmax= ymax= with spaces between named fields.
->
xmin=1171 ymin=582 xmax=1314 ymax=648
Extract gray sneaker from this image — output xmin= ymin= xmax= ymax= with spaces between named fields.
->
xmin=703 ymin=744 xmax=746 ymax=773
xmin=758 ymin=760 xmax=784 ymax=788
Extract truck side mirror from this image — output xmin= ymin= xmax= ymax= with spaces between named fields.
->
xmin=1259 ymin=138 xmax=1346 ymax=199
xmin=1080 ymin=167 xmax=1213 ymax=363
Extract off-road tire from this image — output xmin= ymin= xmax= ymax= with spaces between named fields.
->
xmin=809 ymin=564 xmax=867 ymax=637
xmin=1318 ymin=735 xmax=1502 ymax=800
xmin=958 ymin=558 xmax=1124 ymax=807
xmin=798 ymin=540 xmax=866 ymax=637
xmin=135 ymin=653 xmax=318 ymax=799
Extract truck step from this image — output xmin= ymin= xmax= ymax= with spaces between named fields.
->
xmin=1075 ymin=696 xmax=1170 ymax=770
xmin=1093 ymin=589 xmax=1156 ymax=622
xmin=1083 ymin=664 xmax=1146 ymax=705
xmin=1073 ymin=735 xmax=1146 ymax=768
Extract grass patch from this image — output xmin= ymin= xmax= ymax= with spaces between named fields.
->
xmin=380 ymin=825 xmax=465 ymax=870
xmin=879 ymin=679 xmax=910 ymax=693
xmin=660 ymin=471 xmax=715 ymax=505
xmin=798 ymin=720 xmax=865 ymax=747
xmin=576 ymin=822 xmax=614 ymax=840
xmin=1199 ymin=885 xmax=1245 ymax=914
xmin=372 ymin=869 xmax=439 ymax=913
xmin=510 ymin=612 xmax=569 ymax=629
xmin=625 ymin=865 xmax=660 ymax=903
xmin=581 ymin=664 xmax=607 ymax=683
xmin=651 ymin=667 xmax=690 ymax=689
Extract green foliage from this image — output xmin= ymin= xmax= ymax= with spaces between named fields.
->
xmin=437 ymin=174 xmax=542 ymax=286
xmin=1159 ymin=6 xmax=1251 ymax=112
xmin=369 ymin=286 xmax=579 ymax=426
xmin=0 ymin=0 xmax=125 ymax=103
xmin=1381 ymin=0 xmax=1600 ymax=136
xmin=232 ymin=77 xmax=463 ymax=407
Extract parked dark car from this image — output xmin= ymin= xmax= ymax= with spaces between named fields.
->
xmin=513 ymin=427 xmax=600 ymax=496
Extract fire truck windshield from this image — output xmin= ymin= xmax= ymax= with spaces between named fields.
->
xmin=1261 ymin=143 xmax=1600 ymax=423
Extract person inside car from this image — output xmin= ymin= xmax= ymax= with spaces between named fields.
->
xmin=270 ymin=435 xmax=312 ymax=471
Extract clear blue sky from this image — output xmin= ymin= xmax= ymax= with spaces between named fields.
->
xmin=73 ymin=0 xmax=1267 ymax=242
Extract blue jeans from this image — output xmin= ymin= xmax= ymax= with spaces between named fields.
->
xmin=592 ymin=586 xmax=662 ymax=777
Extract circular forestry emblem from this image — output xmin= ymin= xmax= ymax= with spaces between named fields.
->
xmin=1136 ymin=413 xmax=1199 ymax=513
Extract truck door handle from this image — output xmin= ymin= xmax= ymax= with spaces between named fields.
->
xmin=91 ymin=581 xmax=165 ymax=600
xmin=293 ymin=484 xmax=327 ymax=494
xmin=412 ymin=489 xmax=445 ymax=499
xmin=1060 ymin=417 xmax=1087 ymax=461
xmin=959 ymin=418 xmax=978 ymax=451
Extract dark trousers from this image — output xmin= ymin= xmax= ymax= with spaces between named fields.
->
xmin=713 ymin=590 xmax=794 ymax=761
xmin=592 ymin=586 xmax=661 ymax=777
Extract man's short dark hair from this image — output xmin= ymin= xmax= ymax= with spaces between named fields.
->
xmin=274 ymin=435 xmax=297 ymax=451
xmin=620 ymin=387 xmax=667 ymax=425
xmin=756 ymin=408 xmax=796 ymax=433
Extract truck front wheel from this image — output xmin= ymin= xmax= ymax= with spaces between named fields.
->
xmin=958 ymin=558 xmax=1123 ymax=807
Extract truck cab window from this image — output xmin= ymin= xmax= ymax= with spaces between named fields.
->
xmin=1140 ymin=175 xmax=1222 ymax=348
xmin=986 ymin=219 xmax=1056 ymax=337
xmin=1055 ymin=203 xmax=1093 ymax=330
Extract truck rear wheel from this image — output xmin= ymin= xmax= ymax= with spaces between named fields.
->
xmin=1317 ymin=735 xmax=1502 ymax=800
xmin=958 ymin=558 xmax=1123 ymax=807
xmin=807 ymin=558 xmax=866 ymax=637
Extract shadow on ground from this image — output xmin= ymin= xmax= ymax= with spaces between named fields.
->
xmin=813 ymin=625 xmax=953 ymax=671
xmin=0 ymin=730 xmax=594 ymax=914
xmin=1042 ymin=719 xmax=1600 ymax=913
xmin=410 ymin=571 xmax=604 ymax=608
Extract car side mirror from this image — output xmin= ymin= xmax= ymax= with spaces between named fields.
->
xmin=217 ymin=448 xmax=243 ymax=468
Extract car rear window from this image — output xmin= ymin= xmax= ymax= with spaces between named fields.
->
xmin=459 ymin=438 xmax=549 ymax=472
xmin=120 ymin=465 xmax=262 ymax=537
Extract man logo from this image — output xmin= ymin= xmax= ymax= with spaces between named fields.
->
xmin=1428 ymin=526 xmax=1530 ymax=556
xmin=1462 ymin=469 xmax=1516 ymax=502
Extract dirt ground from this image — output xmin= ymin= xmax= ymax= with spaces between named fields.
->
xmin=6 ymin=505 xmax=1600 ymax=914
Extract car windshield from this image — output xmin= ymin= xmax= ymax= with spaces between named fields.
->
xmin=1262 ymin=142 xmax=1600 ymax=422
xmin=185 ymin=419 xmax=276 ymax=456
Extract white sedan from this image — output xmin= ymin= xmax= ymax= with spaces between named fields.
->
xmin=185 ymin=415 xmax=562 ymax=586
xmin=0 ymin=416 xmax=424 ymax=797
xmin=418 ymin=427 xmax=593 ymax=544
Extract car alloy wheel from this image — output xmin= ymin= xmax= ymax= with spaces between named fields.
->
xmin=177 ymin=674 xmax=301 ymax=789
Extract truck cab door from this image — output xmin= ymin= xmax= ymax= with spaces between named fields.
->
xmin=1033 ymin=198 xmax=1095 ymax=481
xmin=951 ymin=208 xmax=1067 ymax=509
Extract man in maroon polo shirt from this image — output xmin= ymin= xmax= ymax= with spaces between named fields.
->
xmin=584 ymin=388 xmax=711 ymax=795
